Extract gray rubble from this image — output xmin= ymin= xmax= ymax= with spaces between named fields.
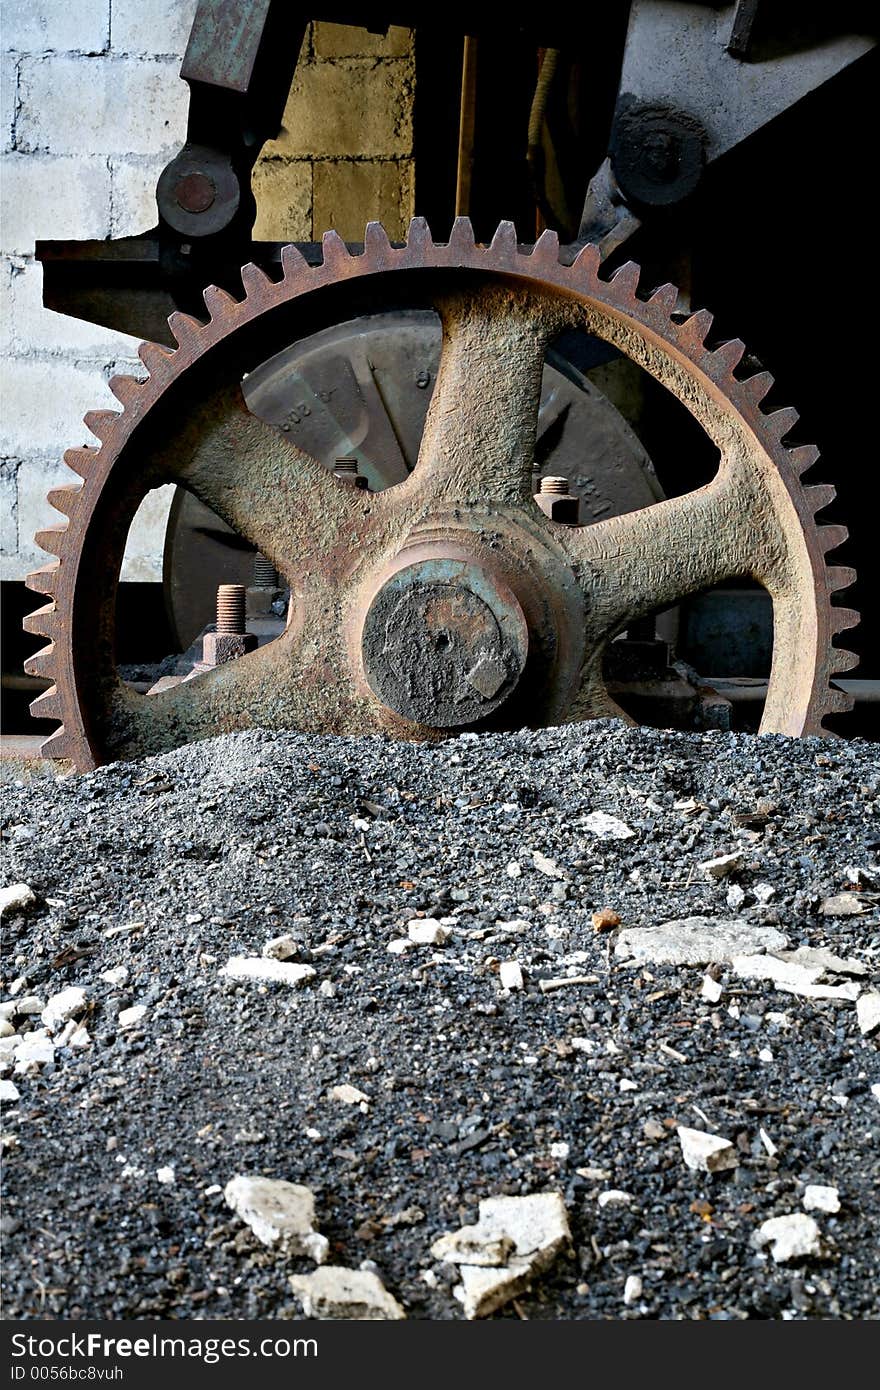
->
xmin=1 ymin=719 xmax=878 ymax=1320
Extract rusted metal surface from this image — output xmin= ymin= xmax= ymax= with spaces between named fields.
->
xmin=24 ymin=219 xmax=858 ymax=769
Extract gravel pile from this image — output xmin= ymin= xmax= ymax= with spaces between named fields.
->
xmin=1 ymin=720 xmax=879 ymax=1320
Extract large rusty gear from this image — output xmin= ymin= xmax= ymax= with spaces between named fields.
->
xmin=24 ymin=219 xmax=858 ymax=770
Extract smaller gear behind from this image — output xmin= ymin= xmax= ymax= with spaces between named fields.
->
xmin=24 ymin=220 xmax=858 ymax=770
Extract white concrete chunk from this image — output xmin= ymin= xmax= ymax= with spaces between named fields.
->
xmin=732 ymin=954 xmax=861 ymax=1002
xmin=0 ymin=882 xmax=36 ymax=915
xmin=41 ymin=986 xmax=87 ymax=1034
xmin=407 ymin=919 xmax=452 ymax=946
xmin=262 ymin=935 xmax=298 ymax=961
xmin=435 ymin=1192 xmax=571 ymax=1319
xmin=699 ymin=851 xmax=744 ymax=879
xmin=615 ymin=917 xmax=788 ymax=966
xmin=499 ymin=961 xmax=524 ymax=991
xmin=117 ymin=1004 xmax=148 ymax=1030
xmin=803 ymin=1185 xmax=840 ymax=1214
xmin=677 ymin=1125 xmax=738 ymax=1173
xmin=289 ymin=1266 xmax=405 ymax=1319
xmin=856 ymin=992 xmax=880 ymax=1037
xmin=819 ymin=893 xmax=865 ymax=917
xmin=329 ymin=1084 xmax=370 ymax=1106
xmin=583 ymin=811 xmax=634 ymax=841
xmin=13 ymin=1028 xmax=54 ymax=1072
xmin=100 ymin=966 xmax=130 ymax=987
xmin=224 ymin=1175 xmax=328 ymax=1263
xmin=221 ymin=956 xmax=316 ymax=987
xmin=753 ymin=1213 xmax=824 ymax=1263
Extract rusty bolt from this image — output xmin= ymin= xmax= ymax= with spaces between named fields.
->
xmin=201 ymin=584 xmax=257 ymax=666
xmin=253 ymin=553 xmax=279 ymax=589
xmin=334 ymin=457 xmax=368 ymax=489
xmin=248 ymin=554 xmax=283 ymax=618
xmin=534 ymin=475 xmax=580 ymax=526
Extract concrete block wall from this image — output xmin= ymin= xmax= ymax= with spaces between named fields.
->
xmin=1 ymin=9 xmax=415 ymax=584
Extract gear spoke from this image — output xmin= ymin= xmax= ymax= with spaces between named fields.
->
xmin=157 ymin=383 xmax=359 ymax=576
xmin=403 ymin=284 xmax=555 ymax=507
xmin=568 ymin=464 xmax=773 ymax=640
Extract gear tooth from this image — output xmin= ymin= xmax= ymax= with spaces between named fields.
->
xmin=610 ymin=261 xmax=640 ymax=297
xmin=107 ymin=375 xmax=142 ymax=408
xmin=23 ymin=645 xmax=55 ymax=680
xmin=38 ymin=726 xmax=73 ymax=759
xmin=489 ymin=221 xmax=518 ymax=257
xmin=825 ymin=686 xmax=855 ymax=715
xmin=831 ymin=605 xmax=860 ymax=631
xmin=25 ymin=563 xmax=59 ymax=597
xmin=167 ymin=311 xmax=205 ymax=348
xmin=818 ymin=523 xmax=848 ymax=555
xmin=646 ymin=282 xmax=678 ymax=313
xmin=710 ymin=338 xmax=746 ymax=373
xmin=804 ymin=483 xmax=835 ymax=515
xmin=239 ymin=262 xmax=272 ymax=296
xmin=83 ymin=410 xmax=120 ymax=443
xmin=203 ymin=284 xmax=238 ymax=319
xmin=23 ymin=602 xmax=57 ymax=638
xmin=320 ymin=230 xmax=349 ymax=266
xmin=364 ymin=221 xmax=392 ymax=254
xmin=788 ymin=443 xmax=820 ymax=476
xmin=827 ymin=566 xmax=857 ymax=594
xmin=46 ymin=482 xmax=82 ymax=518
xmin=830 ymin=646 xmax=860 ymax=674
xmin=281 ymin=243 xmax=309 ymax=279
xmin=34 ymin=523 xmax=67 ymax=557
xmin=678 ymin=307 xmax=713 ymax=346
xmin=63 ymin=445 xmax=99 ymax=478
xmin=741 ymin=370 xmax=774 ymax=406
xmin=404 ymin=216 xmax=433 ymax=254
xmin=447 ymin=217 xmax=476 ymax=253
xmin=570 ymin=242 xmax=601 ymax=280
xmin=138 ymin=340 xmax=174 ymax=378
xmin=766 ymin=405 xmax=799 ymax=440
xmin=531 ymin=228 xmax=560 ymax=263
xmin=28 ymin=686 xmax=62 ymax=722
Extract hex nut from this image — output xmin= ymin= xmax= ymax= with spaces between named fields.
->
xmin=201 ymin=632 xmax=258 ymax=666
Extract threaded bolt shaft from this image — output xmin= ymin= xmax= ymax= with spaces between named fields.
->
xmin=539 ymin=475 xmax=570 ymax=495
xmin=216 ymin=583 xmax=246 ymax=635
xmin=253 ymin=553 xmax=278 ymax=589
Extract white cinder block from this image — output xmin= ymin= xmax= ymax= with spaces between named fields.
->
xmin=122 ymin=484 xmax=175 ymax=582
xmin=110 ymin=157 xmax=167 ymax=237
xmin=0 ymin=357 xmax=115 ymax=456
xmin=17 ymin=56 xmax=188 ymax=158
xmin=111 ymin=0 xmax=200 ymax=58
xmin=2 ymin=1 xmax=109 ymax=56
xmin=1 ymin=55 xmax=18 ymax=152
xmin=10 ymin=259 xmax=140 ymax=357
xmin=0 ymin=461 xmax=18 ymax=557
xmin=0 ymin=154 xmax=111 ymax=255
xmin=6 ymin=452 xmax=73 ymax=579
xmin=0 ymin=259 xmax=13 ymax=354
